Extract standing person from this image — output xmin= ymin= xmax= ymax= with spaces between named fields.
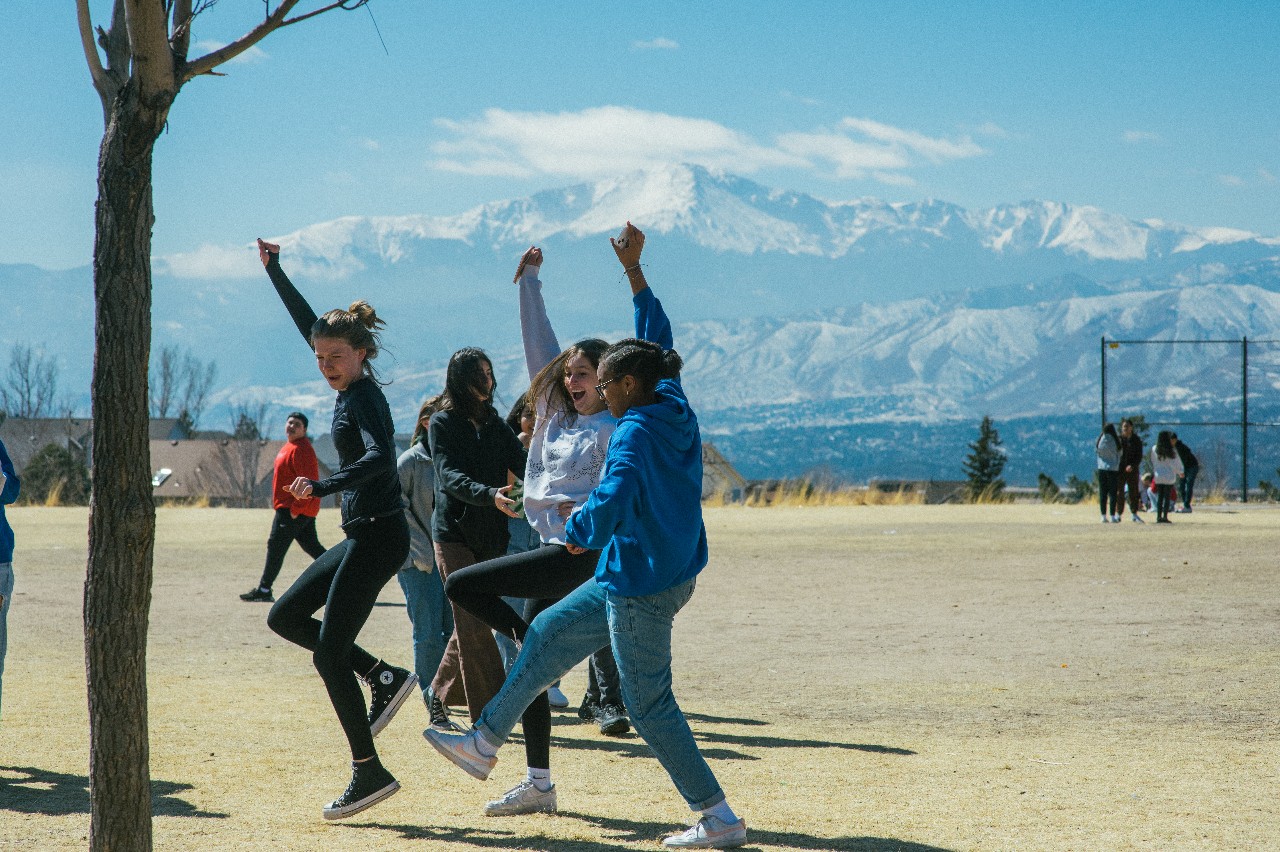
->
xmin=1150 ymin=431 xmax=1184 ymax=524
xmin=427 ymin=347 xmax=528 ymax=725
xmin=432 ymin=244 xmax=637 ymax=817
xmin=255 ymin=239 xmax=418 ymax=821
xmin=1170 ymin=432 xmax=1200 ymax=512
xmin=0 ymin=437 xmax=19 ymax=721
xmin=425 ymin=224 xmax=747 ymax=849
xmin=1116 ymin=418 xmax=1145 ymax=523
xmin=1095 ymin=423 xmax=1121 ymax=523
xmin=396 ymin=397 xmax=456 ymax=728
xmin=241 ymin=411 xmax=327 ymax=602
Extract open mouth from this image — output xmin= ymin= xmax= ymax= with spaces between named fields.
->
xmin=570 ymin=389 xmax=586 ymax=404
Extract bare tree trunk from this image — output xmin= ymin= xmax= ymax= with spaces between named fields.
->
xmin=85 ymin=79 xmax=169 ymax=852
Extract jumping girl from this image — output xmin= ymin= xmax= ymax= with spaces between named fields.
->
xmin=434 ymin=243 xmax=637 ymax=817
xmin=256 ymin=238 xmax=417 ymax=821
xmin=424 ymin=224 xmax=747 ymax=849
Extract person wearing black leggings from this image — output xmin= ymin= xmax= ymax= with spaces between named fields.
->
xmin=438 ymin=243 xmax=663 ymax=817
xmin=255 ymin=238 xmax=417 ymax=821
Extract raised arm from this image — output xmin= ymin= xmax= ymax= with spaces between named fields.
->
xmin=516 ymin=246 xmax=562 ymax=381
xmin=611 ymin=223 xmax=673 ymax=349
xmin=258 ymin=238 xmax=318 ymax=347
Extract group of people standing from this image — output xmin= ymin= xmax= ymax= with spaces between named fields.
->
xmin=1095 ymin=419 xmax=1199 ymax=524
xmin=246 ymin=223 xmax=746 ymax=848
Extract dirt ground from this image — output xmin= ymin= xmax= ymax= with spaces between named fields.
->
xmin=0 ymin=503 xmax=1276 ymax=851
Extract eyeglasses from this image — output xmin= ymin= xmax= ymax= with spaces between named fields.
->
xmin=594 ymin=377 xmax=617 ymax=399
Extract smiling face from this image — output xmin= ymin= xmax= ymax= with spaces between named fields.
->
xmin=596 ymin=364 xmax=645 ymax=418
xmin=565 ymin=352 xmax=606 ymax=416
xmin=313 ymin=336 xmax=367 ymax=391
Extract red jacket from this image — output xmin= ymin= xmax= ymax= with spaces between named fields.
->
xmin=272 ymin=437 xmax=321 ymax=517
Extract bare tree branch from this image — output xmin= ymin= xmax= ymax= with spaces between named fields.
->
xmin=122 ymin=0 xmax=178 ymax=103
xmin=75 ymin=0 xmax=108 ymax=90
xmin=169 ymin=0 xmax=195 ymax=63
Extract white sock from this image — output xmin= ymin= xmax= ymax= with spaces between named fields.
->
xmin=702 ymin=800 xmax=739 ymax=825
xmin=526 ymin=767 xmax=553 ymax=791
xmin=471 ymin=729 xmax=499 ymax=758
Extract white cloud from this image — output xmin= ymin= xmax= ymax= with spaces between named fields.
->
xmin=430 ymin=107 xmax=987 ymax=187
xmin=155 ymin=242 xmax=259 ymax=280
xmin=1218 ymin=174 xmax=1245 ymax=187
xmin=1122 ymin=130 xmax=1161 ymax=144
xmin=633 ymin=37 xmax=679 ymax=50
xmin=193 ymin=40 xmax=267 ymax=64
xmin=1260 ymin=168 xmax=1277 ymax=185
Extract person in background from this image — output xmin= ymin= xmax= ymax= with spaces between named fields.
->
xmin=1150 ymin=431 xmax=1184 ymax=524
xmin=1095 ymin=422 xmax=1121 ymax=523
xmin=1116 ymin=418 xmax=1145 ymax=523
xmin=241 ymin=411 xmax=326 ymax=602
xmin=0 ymin=437 xmax=19 ymax=721
xmin=1170 ymin=432 xmax=1200 ymax=512
xmin=397 ymin=397 xmax=457 ymax=729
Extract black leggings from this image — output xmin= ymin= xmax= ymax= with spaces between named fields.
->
xmin=1097 ymin=469 xmax=1119 ymax=516
xmin=260 ymin=508 xmax=327 ymax=589
xmin=267 ymin=514 xmax=409 ymax=762
xmin=445 ymin=544 xmax=599 ymax=769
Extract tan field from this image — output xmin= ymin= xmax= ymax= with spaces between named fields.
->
xmin=0 ymin=503 xmax=1277 ymax=851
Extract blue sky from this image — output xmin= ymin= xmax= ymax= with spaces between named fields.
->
xmin=5 ymin=1 xmax=1279 ymax=271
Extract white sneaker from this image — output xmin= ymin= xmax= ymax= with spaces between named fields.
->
xmin=1100 ymin=516 xmax=1110 ymax=523
xmin=547 ymin=685 xmax=570 ymax=708
xmin=1111 ymin=515 xmax=1121 ymax=523
xmin=422 ymin=727 xmax=498 ymax=781
xmin=484 ymin=779 xmax=557 ymax=816
xmin=663 ymin=815 xmax=747 ymax=849
xmin=1132 ymin=514 xmax=1145 ymax=523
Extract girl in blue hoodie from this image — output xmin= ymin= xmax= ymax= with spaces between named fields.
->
xmin=424 ymin=224 xmax=746 ymax=850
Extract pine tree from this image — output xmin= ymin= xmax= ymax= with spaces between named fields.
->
xmin=963 ymin=415 xmax=1006 ymax=500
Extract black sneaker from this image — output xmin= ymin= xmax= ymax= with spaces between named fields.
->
xmin=577 ymin=692 xmax=600 ymax=724
xmin=322 ymin=759 xmax=399 ymax=821
xmin=239 ymin=586 xmax=274 ymax=602
xmin=597 ymin=703 xmax=630 ymax=736
xmin=427 ymin=686 xmax=464 ymax=732
xmin=364 ymin=664 xmax=419 ymax=737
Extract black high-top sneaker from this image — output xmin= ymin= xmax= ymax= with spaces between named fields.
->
xmin=322 ymin=759 xmax=399 ymax=820
xmin=364 ymin=662 xmax=418 ymax=737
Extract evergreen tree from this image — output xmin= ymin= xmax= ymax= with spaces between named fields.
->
xmin=963 ymin=415 xmax=1006 ymax=500
xmin=21 ymin=443 xmax=91 ymax=505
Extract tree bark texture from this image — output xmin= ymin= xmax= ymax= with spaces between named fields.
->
xmin=85 ymin=78 xmax=168 ymax=852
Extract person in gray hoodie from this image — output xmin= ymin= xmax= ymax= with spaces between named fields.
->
xmin=396 ymin=397 xmax=455 ymax=726
xmin=1095 ymin=423 xmax=1121 ymax=522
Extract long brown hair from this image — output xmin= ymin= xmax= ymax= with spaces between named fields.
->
xmin=529 ymin=338 xmax=609 ymax=426
xmin=312 ymin=300 xmax=387 ymax=384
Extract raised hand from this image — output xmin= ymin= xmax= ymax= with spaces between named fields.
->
xmin=513 ymin=246 xmax=543 ymax=283
xmin=257 ymin=238 xmax=280 ymax=268
xmin=610 ymin=221 xmax=644 ymax=269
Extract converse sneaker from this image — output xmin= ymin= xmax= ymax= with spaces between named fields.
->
xmin=663 ymin=815 xmax=748 ymax=849
xmin=422 ymin=727 xmax=498 ymax=781
xmin=547 ymin=685 xmax=570 ymax=709
xmin=483 ymin=779 xmax=557 ymax=816
xmin=322 ymin=760 xmax=399 ymax=821
xmin=596 ymin=703 xmax=630 ymax=737
xmin=364 ymin=664 xmax=418 ymax=737
xmin=239 ymin=586 xmax=274 ymax=602
xmin=427 ymin=686 xmax=464 ymax=732
xmin=577 ymin=692 xmax=600 ymax=723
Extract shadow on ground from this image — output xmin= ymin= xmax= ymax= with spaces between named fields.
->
xmin=352 ymin=811 xmax=954 ymax=851
xmin=0 ymin=765 xmax=228 ymax=819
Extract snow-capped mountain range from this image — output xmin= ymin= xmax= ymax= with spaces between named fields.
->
xmin=8 ymin=164 xmax=1280 ymax=482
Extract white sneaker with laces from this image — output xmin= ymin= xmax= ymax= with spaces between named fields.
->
xmin=663 ymin=815 xmax=748 ymax=849
xmin=483 ymin=779 xmax=557 ymax=816
xmin=422 ymin=727 xmax=497 ymax=781
xmin=547 ymin=685 xmax=570 ymax=708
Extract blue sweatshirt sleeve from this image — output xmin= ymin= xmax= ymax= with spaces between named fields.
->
xmin=634 ymin=286 xmax=673 ymax=350
xmin=0 ymin=440 xmax=18 ymax=505
xmin=564 ymin=427 xmax=643 ymax=550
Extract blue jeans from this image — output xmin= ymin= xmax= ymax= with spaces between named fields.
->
xmin=1179 ymin=465 xmax=1200 ymax=509
xmin=397 ymin=565 xmax=453 ymax=700
xmin=0 ymin=562 xmax=11 ymax=720
xmin=476 ymin=577 xmax=725 ymax=811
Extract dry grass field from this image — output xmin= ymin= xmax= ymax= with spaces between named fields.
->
xmin=1 ymin=503 xmax=1277 ymax=851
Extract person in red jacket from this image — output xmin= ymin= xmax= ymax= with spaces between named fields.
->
xmin=241 ymin=412 xmax=328 ymax=602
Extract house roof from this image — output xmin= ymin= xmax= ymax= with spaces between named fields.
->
xmin=0 ymin=416 xmax=92 ymax=472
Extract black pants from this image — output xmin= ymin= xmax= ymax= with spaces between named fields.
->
xmin=1097 ymin=469 xmax=1119 ymax=516
xmin=1155 ymin=483 xmax=1176 ymax=520
xmin=267 ymin=514 xmax=409 ymax=762
xmin=259 ymin=508 xmax=327 ymax=589
xmin=446 ymin=543 xmax=610 ymax=769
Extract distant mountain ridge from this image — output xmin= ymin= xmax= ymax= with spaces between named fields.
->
xmin=6 ymin=164 xmax=1280 ymax=483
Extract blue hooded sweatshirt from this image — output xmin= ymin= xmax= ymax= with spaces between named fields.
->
xmin=0 ymin=438 xmax=19 ymax=563
xmin=564 ymin=288 xmax=708 ymax=597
